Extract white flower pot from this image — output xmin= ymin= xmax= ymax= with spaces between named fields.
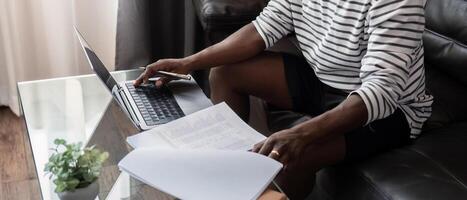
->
xmin=57 ymin=181 xmax=99 ymax=200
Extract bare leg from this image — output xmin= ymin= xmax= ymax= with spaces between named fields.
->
xmin=276 ymin=136 xmax=346 ymax=200
xmin=209 ymin=51 xmax=347 ymax=199
xmin=209 ymin=51 xmax=293 ymax=121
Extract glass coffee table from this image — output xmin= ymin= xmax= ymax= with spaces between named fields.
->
xmin=17 ymin=69 xmax=213 ymax=200
xmin=18 ymin=69 xmax=286 ymax=200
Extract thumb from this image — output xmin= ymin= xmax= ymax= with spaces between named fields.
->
xmin=155 ymin=77 xmax=172 ymax=88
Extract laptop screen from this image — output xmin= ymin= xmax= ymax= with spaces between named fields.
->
xmin=74 ymin=27 xmax=118 ymax=91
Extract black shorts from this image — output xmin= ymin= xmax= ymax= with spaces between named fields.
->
xmin=282 ymin=53 xmax=411 ymax=161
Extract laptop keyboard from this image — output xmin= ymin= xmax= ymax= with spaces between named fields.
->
xmin=126 ymin=82 xmax=184 ymax=126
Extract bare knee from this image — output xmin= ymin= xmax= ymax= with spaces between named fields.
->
xmin=209 ymin=65 xmax=238 ymax=93
xmin=274 ymin=157 xmax=321 ymax=200
xmin=275 ymin=137 xmax=346 ymax=199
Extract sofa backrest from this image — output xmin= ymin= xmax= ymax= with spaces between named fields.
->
xmin=423 ymin=0 xmax=467 ymax=130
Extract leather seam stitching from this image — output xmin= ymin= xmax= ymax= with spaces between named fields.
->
xmin=408 ymin=147 xmax=467 ymax=190
xmin=424 ymin=28 xmax=467 ymax=48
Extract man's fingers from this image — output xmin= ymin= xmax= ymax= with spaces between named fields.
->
xmin=268 ymin=148 xmax=281 ymax=160
xmin=251 ymin=140 xmax=265 ymax=153
xmin=143 ymin=70 xmax=153 ymax=84
xmin=155 ymin=77 xmax=172 ymax=88
xmin=134 ymin=73 xmax=145 ymax=86
xmin=134 ymin=60 xmax=165 ymax=86
xmin=134 ymin=68 xmax=153 ymax=86
xmin=258 ymin=139 xmax=274 ymax=156
xmin=251 ymin=144 xmax=262 ymax=153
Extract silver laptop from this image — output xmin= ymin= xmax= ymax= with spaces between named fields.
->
xmin=74 ymin=28 xmax=185 ymax=130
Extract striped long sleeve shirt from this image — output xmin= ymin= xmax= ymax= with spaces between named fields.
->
xmin=252 ymin=0 xmax=434 ymax=138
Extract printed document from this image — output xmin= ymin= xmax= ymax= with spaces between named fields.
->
xmin=127 ymin=102 xmax=266 ymax=150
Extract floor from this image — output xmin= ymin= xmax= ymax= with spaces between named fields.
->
xmin=0 ymin=106 xmax=40 ymax=199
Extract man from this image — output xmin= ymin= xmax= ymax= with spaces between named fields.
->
xmin=134 ymin=0 xmax=433 ymax=199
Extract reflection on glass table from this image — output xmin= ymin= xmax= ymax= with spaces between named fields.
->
xmin=18 ymin=69 xmax=175 ymax=199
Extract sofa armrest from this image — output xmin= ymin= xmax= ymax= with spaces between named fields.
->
xmin=193 ymin=0 xmax=268 ymax=31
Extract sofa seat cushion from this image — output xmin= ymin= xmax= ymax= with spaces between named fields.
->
xmin=193 ymin=0 xmax=267 ymax=31
xmin=310 ymin=122 xmax=467 ymax=200
xmin=267 ymin=109 xmax=311 ymax=132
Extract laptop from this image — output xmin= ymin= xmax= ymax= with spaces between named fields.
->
xmin=74 ymin=28 xmax=185 ymax=130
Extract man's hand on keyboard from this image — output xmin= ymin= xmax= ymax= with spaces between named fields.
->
xmin=134 ymin=58 xmax=191 ymax=88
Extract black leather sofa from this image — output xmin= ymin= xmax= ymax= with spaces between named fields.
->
xmin=192 ymin=0 xmax=467 ymax=199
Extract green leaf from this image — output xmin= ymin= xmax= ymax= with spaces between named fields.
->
xmin=98 ymin=152 xmax=109 ymax=163
xmin=44 ymin=163 xmax=53 ymax=172
xmin=72 ymin=151 xmax=81 ymax=160
xmin=77 ymin=181 xmax=92 ymax=189
xmin=66 ymin=178 xmax=80 ymax=190
xmin=75 ymin=142 xmax=83 ymax=150
xmin=55 ymin=182 xmax=66 ymax=193
xmin=54 ymin=139 xmax=66 ymax=146
xmin=49 ymin=154 xmax=58 ymax=162
xmin=83 ymin=172 xmax=94 ymax=182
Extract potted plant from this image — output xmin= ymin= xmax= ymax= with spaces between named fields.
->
xmin=44 ymin=139 xmax=109 ymax=200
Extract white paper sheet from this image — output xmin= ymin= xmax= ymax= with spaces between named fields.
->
xmin=118 ymin=148 xmax=282 ymax=200
xmin=127 ymin=102 xmax=266 ymax=151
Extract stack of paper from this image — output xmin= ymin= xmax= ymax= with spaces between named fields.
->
xmin=118 ymin=102 xmax=283 ymax=200
xmin=119 ymin=148 xmax=282 ymax=200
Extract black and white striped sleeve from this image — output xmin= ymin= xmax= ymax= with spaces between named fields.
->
xmin=350 ymin=0 xmax=426 ymax=124
xmin=252 ymin=0 xmax=294 ymax=48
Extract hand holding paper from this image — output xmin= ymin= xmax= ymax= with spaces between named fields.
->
xmin=120 ymin=103 xmax=284 ymax=200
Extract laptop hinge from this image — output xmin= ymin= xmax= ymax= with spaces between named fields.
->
xmin=119 ymin=88 xmax=141 ymax=126
xmin=112 ymin=85 xmax=141 ymax=129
